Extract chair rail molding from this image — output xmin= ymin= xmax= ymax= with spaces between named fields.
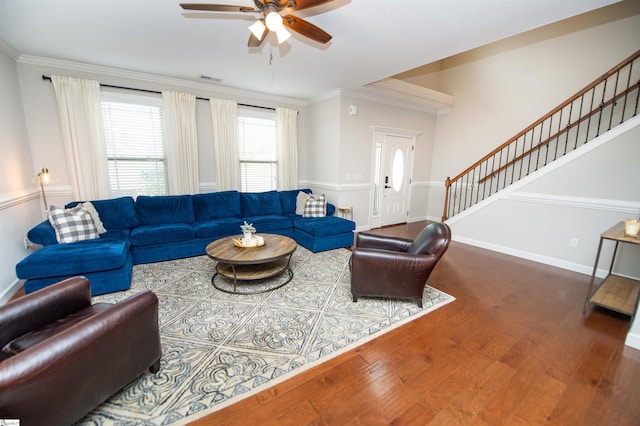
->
xmin=0 ymin=188 xmax=40 ymax=210
xmin=505 ymin=192 xmax=640 ymax=215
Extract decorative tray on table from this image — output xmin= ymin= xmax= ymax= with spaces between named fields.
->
xmin=232 ymin=236 xmax=266 ymax=248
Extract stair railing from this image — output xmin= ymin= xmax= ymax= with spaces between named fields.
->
xmin=442 ymin=50 xmax=640 ymax=221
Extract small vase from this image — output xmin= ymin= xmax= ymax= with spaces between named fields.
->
xmin=243 ymin=232 xmax=253 ymax=242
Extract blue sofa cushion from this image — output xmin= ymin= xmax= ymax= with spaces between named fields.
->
xmin=16 ymin=238 xmax=130 ymax=279
xmin=279 ymin=188 xmax=311 ymax=215
xmin=66 ymin=196 xmax=138 ymax=230
xmin=130 ymin=223 xmax=195 ymax=246
xmin=136 ymin=195 xmax=195 ymax=225
xmin=293 ymin=216 xmax=355 ymax=237
xmin=193 ymin=218 xmax=243 ymax=239
xmin=240 ymin=191 xmax=283 ymax=217
xmin=192 ymin=191 xmax=241 ymax=221
xmin=244 ymin=215 xmax=292 ymax=232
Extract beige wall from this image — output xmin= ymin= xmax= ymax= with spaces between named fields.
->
xmin=425 ymin=6 xmax=640 ymax=219
xmin=0 ymin=48 xmax=42 ymax=301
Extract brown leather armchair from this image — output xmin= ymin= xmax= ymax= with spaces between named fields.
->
xmin=350 ymin=222 xmax=451 ymax=307
xmin=0 ymin=276 xmax=161 ymax=426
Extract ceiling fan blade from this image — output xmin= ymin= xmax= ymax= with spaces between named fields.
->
xmin=248 ymin=31 xmax=267 ymax=47
xmin=285 ymin=0 xmax=334 ymax=12
xmin=283 ymin=15 xmax=331 ymax=44
xmin=180 ymin=3 xmax=257 ymax=12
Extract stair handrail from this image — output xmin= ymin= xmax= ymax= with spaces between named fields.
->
xmin=442 ymin=49 xmax=640 ymax=221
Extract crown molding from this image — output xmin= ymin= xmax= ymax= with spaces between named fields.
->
xmin=17 ymin=55 xmax=310 ymax=107
xmin=0 ymin=37 xmax=20 ymax=61
xmin=341 ymin=78 xmax=454 ymax=114
xmin=16 ymin=55 xmax=454 ymax=114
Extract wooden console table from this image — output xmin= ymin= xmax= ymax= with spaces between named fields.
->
xmin=583 ymin=221 xmax=640 ymax=318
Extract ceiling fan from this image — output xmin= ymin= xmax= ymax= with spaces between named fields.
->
xmin=180 ymin=0 xmax=334 ymax=47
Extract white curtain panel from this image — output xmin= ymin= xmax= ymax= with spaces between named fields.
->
xmin=276 ymin=107 xmax=299 ymax=190
xmin=51 ymin=75 xmax=109 ymax=201
xmin=210 ymin=98 xmax=239 ymax=191
xmin=163 ymin=91 xmax=199 ymax=195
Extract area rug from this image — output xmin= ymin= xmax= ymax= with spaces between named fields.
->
xmin=78 ymin=246 xmax=454 ymax=425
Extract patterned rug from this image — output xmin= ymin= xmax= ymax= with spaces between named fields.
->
xmin=78 ymin=246 xmax=454 ymax=425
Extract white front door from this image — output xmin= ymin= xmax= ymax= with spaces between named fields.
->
xmin=380 ymin=135 xmax=414 ymax=227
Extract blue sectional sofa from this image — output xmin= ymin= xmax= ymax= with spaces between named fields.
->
xmin=16 ymin=189 xmax=355 ymax=296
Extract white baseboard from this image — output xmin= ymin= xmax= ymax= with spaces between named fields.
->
xmin=452 ymin=234 xmax=609 ymax=278
xmin=0 ymin=279 xmax=23 ymax=305
xmin=625 ymin=331 xmax=640 ymax=350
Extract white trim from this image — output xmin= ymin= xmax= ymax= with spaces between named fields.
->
xmin=370 ymin=126 xmax=422 ymax=138
xmin=452 ymin=234 xmax=610 ymax=278
xmin=298 ymin=180 xmax=371 ymax=192
xmin=18 ymin=55 xmax=309 ymax=107
xmin=0 ymin=37 xmax=20 ymax=60
xmin=45 ymin=185 xmax=73 ymax=199
xmin=0 ymin=279 xmax=23 ymax=305
xmin=625 ymin=330 xmax=640 ymax=350
xmin=411 ymin=180 xmax=431 ymax=188
xmin=312 ymin=88 xmax=450 ymax=115
xmin=0 ymin=188 xmax=40 ymax=210
xmin=505 ymin=192 xmax=640 ymax=214
xmin=446 ymin=115 xmax=640 ymax=225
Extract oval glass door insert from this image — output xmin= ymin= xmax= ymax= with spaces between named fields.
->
xmin=392 ymin=148 xmax=405 ymax=192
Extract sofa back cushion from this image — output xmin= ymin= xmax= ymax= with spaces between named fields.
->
xmin=279 ymin=188 xmax=312 ymax=215
xmin=240 ymin=191 xmax=283 ymax=217
xmin=136 ymin=195 xmax=195 ymax=225
xmin=192 ymin=191 xmax=241 ymax=221
xmin=66 ymin=196 xmax=138 ymax=230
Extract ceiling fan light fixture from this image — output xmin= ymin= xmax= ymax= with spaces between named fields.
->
xmin=248 ymin=19 xmax=266 ymax=40
xmin=275 ymin=27 xmax=291 ymax=43
xmin=265 ymin=11 xmax=284 ymax=32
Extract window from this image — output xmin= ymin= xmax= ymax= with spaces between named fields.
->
xmin=238 ymin=107 xmax=277 ymax=192
xmin=101 ymin=93 xmax=167 ymax=197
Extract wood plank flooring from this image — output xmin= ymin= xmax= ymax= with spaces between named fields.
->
xmin=190 ymin=221 xmax=640 ymax=425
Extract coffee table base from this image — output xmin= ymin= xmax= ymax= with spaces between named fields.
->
xmin=212 ymin=258 xmax=294 ymax=295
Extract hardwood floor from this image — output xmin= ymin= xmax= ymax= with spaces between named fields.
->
xmin=190 ymin=221 xmax=640 ymax=425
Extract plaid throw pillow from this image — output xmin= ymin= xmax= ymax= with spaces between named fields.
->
xmin=303 ymin=194 xmax=327 ymax=218
xmin=48 ymin=204 xmax=100 ymax=244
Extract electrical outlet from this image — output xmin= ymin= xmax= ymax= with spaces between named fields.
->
xmin=569 ymin=237 xmax=579 ymax=247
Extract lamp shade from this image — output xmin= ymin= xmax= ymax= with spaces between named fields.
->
xmin=275 ymin=27 xmax=291 ymax=43
xmin=265 ymin=11 xmax=283 ymax=31
xmin=248 ymin=20 xmax=266 ymax=40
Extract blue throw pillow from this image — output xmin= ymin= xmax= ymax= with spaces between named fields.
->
xmin=279 ymin=188 xmax=311 ymax=214
xmin=66 ymin=196 xmax=138 ymax=230
xmin=240 ymin=191 xmax=283 ymax=216
xmin=192 ymin=191 xmax=241 ymax=221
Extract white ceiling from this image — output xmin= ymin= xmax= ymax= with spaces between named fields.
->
xmin=0 ymin=0 xmax=619 ymax=101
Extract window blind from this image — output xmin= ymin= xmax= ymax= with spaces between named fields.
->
xmin=238 ymin=107 xmax=277 ymax=192
xmin=101 ymin=96 xmax=167 ymax=197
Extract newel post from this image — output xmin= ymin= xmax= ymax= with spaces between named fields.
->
xmin=442 ymin=177 xmax=451 ymax=222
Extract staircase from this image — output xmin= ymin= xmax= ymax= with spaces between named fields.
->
xmin=442 ymin=50 xmax=640 ymax=221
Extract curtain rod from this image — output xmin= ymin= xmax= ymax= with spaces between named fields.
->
xmin=41 ymin=75 xmax=276 ymax=111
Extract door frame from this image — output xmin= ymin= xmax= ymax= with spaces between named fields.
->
xmin=370 ymin=126 xmax=422 ymax=229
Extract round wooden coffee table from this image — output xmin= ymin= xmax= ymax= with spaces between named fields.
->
xmin=206 ymin=234 xmax=297 ymax=294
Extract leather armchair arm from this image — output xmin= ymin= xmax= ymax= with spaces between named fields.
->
xmin=0 ymin=290 xmax=161 ymax=426
xmin=355 ymin=232 xmax=413 ymax=252
xmin=0 ymin=277 xmax=91 ymax=347
xmin=350 ymin=247 xmax=438 ymax=299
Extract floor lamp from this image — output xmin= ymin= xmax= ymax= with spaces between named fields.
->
xmin=37 ymin=167 xmax=50 ymax=210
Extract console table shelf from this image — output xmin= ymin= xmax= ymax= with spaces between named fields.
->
xmin=584 ymin=221 xmax=640 ymax=317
